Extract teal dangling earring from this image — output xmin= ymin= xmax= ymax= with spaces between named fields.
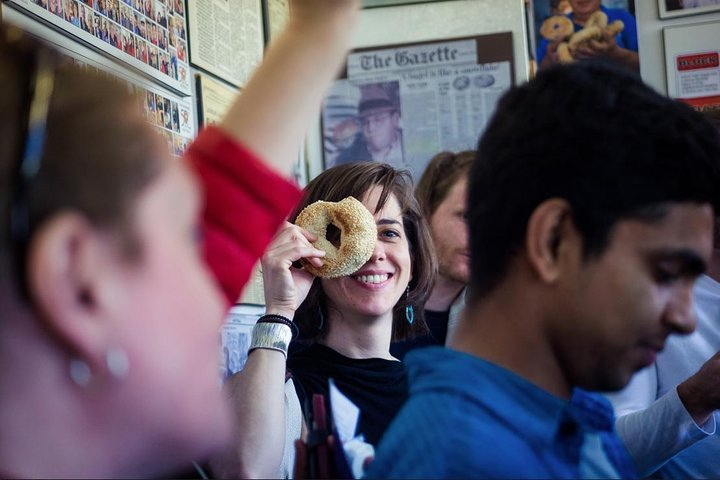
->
xmin=405 ymin=286 xmax=414 ymax=325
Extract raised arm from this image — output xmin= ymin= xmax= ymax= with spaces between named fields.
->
xmin=210 ymin=223 xmax=324 ymax=478
xmin=610 ymin=356 xmax=719 ymax=476
xmin=219 ymin=0 xmax=360 ymax=178
xmin=187 ymin=0 xmax=360 ymax=305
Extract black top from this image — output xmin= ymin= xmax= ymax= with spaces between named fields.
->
xmin=389 ymin=309 xmax=449 ymax=361
xmin=287 ymin=343 xmax=407 ymax=446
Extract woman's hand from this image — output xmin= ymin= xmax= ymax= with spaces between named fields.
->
xmin=261 ymin=222 xmax=326 ymax=318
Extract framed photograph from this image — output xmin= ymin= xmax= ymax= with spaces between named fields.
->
xmin=320 ymin=32 xmax=515 ymax=180
xmin=659 ymin=0 xmax=720 ymax=19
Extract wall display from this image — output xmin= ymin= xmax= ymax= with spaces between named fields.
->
xmin=7 ymin=0 xmax=192 ymax=94
xmin=139 ymin=81 xmax=195 ymax=157
xmin=321 ymin=33 xmax=514 ymax=180
xmin=187 ymin=0 xmax=264 ymax=87
xmin=220 ymin=303 xmax=264 ymax=379
xmin=64 ymin=55 xmax=196 ymax=157
xmin=659 ymin=0 xmax=720 ymax=18
xmin=663 ymin=21 xmax=720 ymax=115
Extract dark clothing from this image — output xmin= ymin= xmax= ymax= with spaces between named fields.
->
xmin=333 ymin=134 xmax=372 ymax=166
xmin=390 ymin=309 xmax=449 ymax=360
xmin=287 ymin=343 xmax=407 ymax=446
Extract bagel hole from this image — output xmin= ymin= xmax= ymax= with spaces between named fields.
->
xmin=326 ymin=223 xmax=342 ymax=249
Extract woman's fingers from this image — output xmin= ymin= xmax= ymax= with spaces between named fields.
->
xmin=265 ymin=224 xmax=325 ymax=267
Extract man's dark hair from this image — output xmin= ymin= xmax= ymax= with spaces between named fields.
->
xmin=468 ymin=60 xmax=720 ymax=298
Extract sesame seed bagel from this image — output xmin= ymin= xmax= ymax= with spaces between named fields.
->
xmin=295 ymin=196 xmax=376 ymax=278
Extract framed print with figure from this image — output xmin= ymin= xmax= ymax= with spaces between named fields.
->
xmin=320 ymin=32 xmax=515 ymax=181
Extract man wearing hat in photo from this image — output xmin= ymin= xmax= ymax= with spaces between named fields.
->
xmin=335 ymin=82 xmax=404 ymax=166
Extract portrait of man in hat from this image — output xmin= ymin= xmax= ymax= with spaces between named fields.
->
xmin=329 ymin=81 xmax=405 ymax=167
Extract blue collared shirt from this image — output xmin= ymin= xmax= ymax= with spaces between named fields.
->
xmin=365 ymin=347 xmax=637 ymax=479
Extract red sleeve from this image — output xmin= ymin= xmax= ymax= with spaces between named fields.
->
xmin=185 ymin=126 xmax=303 ymax=307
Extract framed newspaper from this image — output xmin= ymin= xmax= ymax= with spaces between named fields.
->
xmin=186 ymin=0 xmax=265 ymax=87
xmin=659 ymin=0 xmax=720 ymax=19
xmin=5 ymin=0 xmax=192 ymax=95
xmin=320 ymin=32 xmax=515 ymax=180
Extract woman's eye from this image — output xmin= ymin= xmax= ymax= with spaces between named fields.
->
xmin=380 ymin=229 xmax=400 ymax=239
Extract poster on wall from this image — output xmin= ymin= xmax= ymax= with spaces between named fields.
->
xmin=321 ymin=32 xmax=514 ymax=180
xmin=659 ymin=0 xmax=720 ymax=19
xmin=7 ymin=0 xmax=192 ymax=95
xmin=663 ymin=22 xmax=720 ymax=116
xmin=187 ymin=0 xmax=264 ymax=87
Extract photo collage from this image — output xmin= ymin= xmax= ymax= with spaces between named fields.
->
xmin=32 ymin=0 xmax=189 ymax=91
xmin=68 ymin=54 xmax=195 ymax=158
xmin=143 ymin=88 xmax=193 ymax=157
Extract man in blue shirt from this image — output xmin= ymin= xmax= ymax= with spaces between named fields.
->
xmin=366 ymin=61 xmax=720 ymax=478
xmin=537 ymin=0 xmax=639 ymax=72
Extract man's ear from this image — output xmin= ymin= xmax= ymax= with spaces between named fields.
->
xmin=525 ymin=198 xmax=575 ymax=284
xmin=25 ymin=213 xmax=113 ymax=368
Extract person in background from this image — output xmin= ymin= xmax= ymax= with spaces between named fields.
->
xmin=606 ymin=216 xmax=720 ymax=479
xmin=0 ymin=0 xmax=359 ymax=477
xmin=537 ymin=0 xmax=639 ymax=72
xmin=391 ymin=151 xmax=474 ymax=359
xmin=209 ymin=161 xmax=437 ymax=479
xmin=366 ymin=60 xmax=720 ymax=478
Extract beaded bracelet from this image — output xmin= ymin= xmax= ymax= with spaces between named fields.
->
xmin=257 ymin=314 xmax=299 ymax=339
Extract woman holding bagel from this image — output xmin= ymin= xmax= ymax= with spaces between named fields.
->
xmin=210 ymin=162 xmax=437 ymax=478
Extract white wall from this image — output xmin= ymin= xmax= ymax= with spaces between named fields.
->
xmin=636 ymin=1 xmax=720 ymax=95
xmin=305 ymin=0 xmax=530 ymax=180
